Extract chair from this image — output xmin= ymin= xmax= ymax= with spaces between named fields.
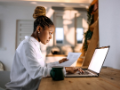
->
xmin=0 ymin=71 xmax=10 ymax=89
xmin=0 ymin=87 xmax=5 ymax=90
xmin=0 ymin=61 xmax=5 ymax=71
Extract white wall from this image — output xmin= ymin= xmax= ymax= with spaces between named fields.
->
xmin=0 ymin=5 xmax=36 ymax=71
xmin=99 ymin=0 xmax=120 ymax=69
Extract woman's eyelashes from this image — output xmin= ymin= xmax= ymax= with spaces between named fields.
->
xmin=49 ymin=32 xmax=52 ymax=35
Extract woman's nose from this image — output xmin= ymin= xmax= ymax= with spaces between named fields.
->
xmin=49 ymin=35 xmax=52 ymax=39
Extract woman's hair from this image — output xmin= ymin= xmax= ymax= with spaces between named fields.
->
xmin=33 ymin=6 xmax=54 ymax=32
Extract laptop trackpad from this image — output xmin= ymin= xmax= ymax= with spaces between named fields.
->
xmin=66 ymin=70 xmax=97 ymax=77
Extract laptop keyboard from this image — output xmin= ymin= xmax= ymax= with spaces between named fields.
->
xmin=83 ymin=70 xmax=90 ymax=74
xmin=77 ymin=70 xmax=89 ymax=75
xmin=66 ymin=70 xmax=97 ymax=77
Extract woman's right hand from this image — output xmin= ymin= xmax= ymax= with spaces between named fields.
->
xmin=65 ymin=67 xmax=84 ymax=74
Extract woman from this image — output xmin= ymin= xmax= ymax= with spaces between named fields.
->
xmin=6 ymin=6 xmax=83 ymax=90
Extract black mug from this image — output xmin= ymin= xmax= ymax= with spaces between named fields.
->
xmin=50 ymin=66 xmax=64 ymax=81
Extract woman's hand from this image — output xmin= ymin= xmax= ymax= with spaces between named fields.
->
xmin=59 ymin=58 xmax=68 ymax=63
xmin=65 ymin=67 xmax=84 ymax=74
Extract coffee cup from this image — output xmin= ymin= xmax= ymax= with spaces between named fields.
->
xmin=50 ymin=66 xmax=64 ymax=81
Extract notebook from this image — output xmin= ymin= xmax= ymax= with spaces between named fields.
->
xmin=66 ymin=46 xmax=110 ymax=77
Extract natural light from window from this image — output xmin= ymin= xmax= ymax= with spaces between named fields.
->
xmin=77 ymin=28 xmax=83 ymax=43
xmin=56 ymin=27 xmax=64 ymax=43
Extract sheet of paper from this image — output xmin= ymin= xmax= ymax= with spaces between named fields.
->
xmin=55 ymin=52 xmax=81 ymax=67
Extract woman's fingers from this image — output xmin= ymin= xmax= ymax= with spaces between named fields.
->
xmin=74 ymin=67 xmax=84 ymax=73
xmin=74 ymin=68 xmax=78 ymax=72
xmin=63 ymin=58 xmax=68 ymax=60
xmin=78 ymin=68 xmax=84 ymax=73
xmin=62 ymin=58 xmax=68 ymax=62
xmin=66 ymin=67 xmax=84 ymax=74
xmin=59 ymin=58 xmax=68 ymax=63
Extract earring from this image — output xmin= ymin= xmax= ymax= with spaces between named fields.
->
xmin=38 ymin=32 xmax=40 ymax=33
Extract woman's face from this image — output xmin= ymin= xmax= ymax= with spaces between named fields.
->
xmin=38 ymin=25 xmax=55 ymax=45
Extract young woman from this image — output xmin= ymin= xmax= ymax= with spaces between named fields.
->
xmin=6 ymin=6 xmax=83 ymax=90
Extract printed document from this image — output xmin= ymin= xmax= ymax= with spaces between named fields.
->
xmin=56 ymin=52 xmax=81 ymax=67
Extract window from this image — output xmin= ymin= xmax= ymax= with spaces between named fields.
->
xmin=53 ymin=11 xmax=84 ymax=46
xmin=76 ymin=16 xmax=84 ymax=44
xmin=55 ymin=15 xmax=64 ymax=44
xmin=76 ymin=28 xmax=84 ymax=43
xmin=56 ymin=27 xmax=64 ymax=43
xmin=16 ymin=20 xmax=34 ymax=48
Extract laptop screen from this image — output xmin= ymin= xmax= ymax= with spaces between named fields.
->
xmin=88 ymin=46 xmax=109 ymax=73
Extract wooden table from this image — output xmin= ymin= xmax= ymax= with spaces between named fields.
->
xmin=38 ymin=67 xmax=120 ymax=90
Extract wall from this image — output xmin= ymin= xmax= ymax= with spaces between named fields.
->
xmin=0 ymin=4 xmax=37 ymax=71
xmin=99 ymin=0 xmax=120 ymax=69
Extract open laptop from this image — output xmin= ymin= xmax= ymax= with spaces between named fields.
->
xmin=66 ymin=46 xmax=110 ymax=77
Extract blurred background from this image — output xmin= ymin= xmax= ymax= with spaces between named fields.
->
xmin=0 ymin=0 xmax=91 ymax=70
xmin=0 ymin=0 xmax=120 ymax=71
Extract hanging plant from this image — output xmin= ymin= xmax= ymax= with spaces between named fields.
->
xmin=83 ymin=5 xmax=94 ymax=51
xmin=83 ymin=29 xmax=93 ymax=51
xmin=87 ymin=5 xmax=94 ymax=25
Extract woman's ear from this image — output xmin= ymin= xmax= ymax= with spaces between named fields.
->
xmin=36 ymin=25 xmax=42 ymax=33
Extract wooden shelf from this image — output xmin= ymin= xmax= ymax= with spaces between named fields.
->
xmin=93 ymin=9 xmax=98 ymax=21
xmin=82 ymin=19 xmax=99 ymax=66
xmin=89 ymin=19 xmax=98 ymax=31
xmin=76 ymin=0 xmax=99 ymax=67
xmin=87 ymin=40 xmax=91 ymax=45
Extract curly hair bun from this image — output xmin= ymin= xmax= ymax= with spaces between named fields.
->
xmin=33 ymin=6 xmax=46 ymax=19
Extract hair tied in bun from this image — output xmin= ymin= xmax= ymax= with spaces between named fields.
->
xmin=33 ymin=6 xmax=46 ymax=19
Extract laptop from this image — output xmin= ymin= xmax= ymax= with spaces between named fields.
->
xmin=66 ymin=46 xmax=110 ymax=77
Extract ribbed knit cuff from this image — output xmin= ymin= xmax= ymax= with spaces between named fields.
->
xmin=47 ymin=67 xmax=52 ymax=76
xmin=63 ymin=67 xmax=66 ymax=76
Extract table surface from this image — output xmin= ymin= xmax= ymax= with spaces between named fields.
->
xmin=38 ymin=67 xmax=120 ymax=90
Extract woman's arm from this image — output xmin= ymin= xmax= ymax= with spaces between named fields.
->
xmin=21 ymin=42 xmax=52 ymax=79
xmin=46 ymin=58 xmax=68 ymax=67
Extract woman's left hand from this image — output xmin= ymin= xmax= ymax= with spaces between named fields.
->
xmin=59 ymin=58 xmax=68 ymax=63
xmin=65 ymin=67 xmax=84 ymax=74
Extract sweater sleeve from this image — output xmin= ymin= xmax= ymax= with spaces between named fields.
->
xmin=21 ymin=42 xmax=52 ymax=79
xmin=46 ymin=61 xmax=59 ymax=67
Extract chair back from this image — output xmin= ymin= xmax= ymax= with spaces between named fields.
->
xmin=0 ymin=71 xmax=10 ymax=89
